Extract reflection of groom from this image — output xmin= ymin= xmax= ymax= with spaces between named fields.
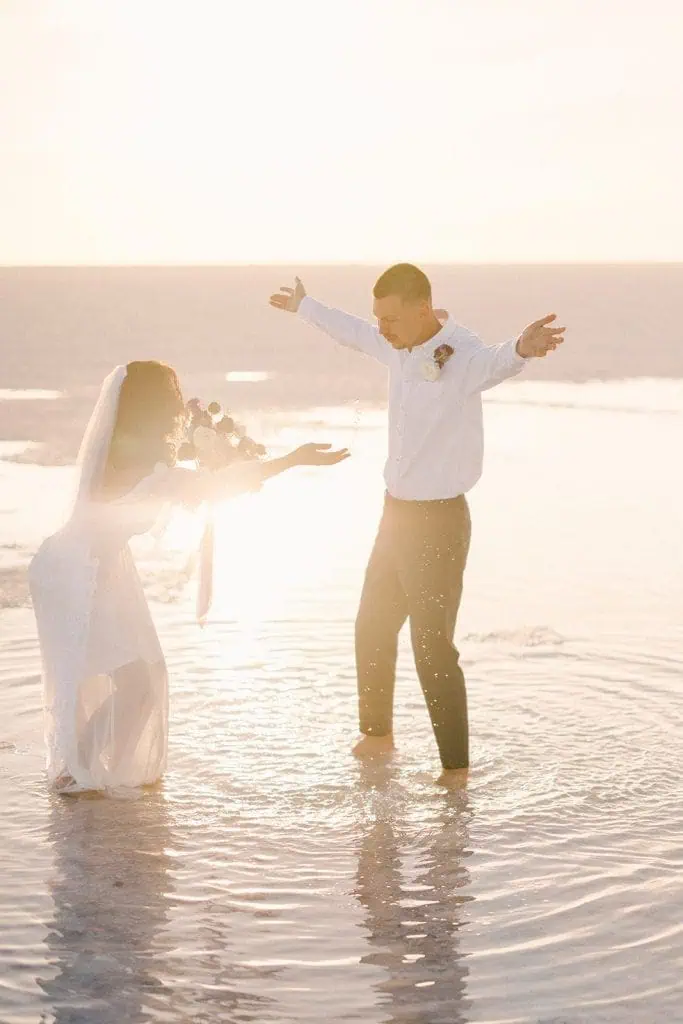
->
xmin=270 ymin=264 xmax=564 ymax=783
xmin=354 ymin=769 xmax=472 ymax=1021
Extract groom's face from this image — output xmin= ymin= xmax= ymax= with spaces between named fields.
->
xmin=373 ymin=294 xmax=431 ymax=350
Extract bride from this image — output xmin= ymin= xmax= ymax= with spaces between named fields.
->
xmin=29 ymin=361 xmax=349 ymax=794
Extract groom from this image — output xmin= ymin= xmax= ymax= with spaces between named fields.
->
xmin=269 ymin=264 xmax=564 ymax=783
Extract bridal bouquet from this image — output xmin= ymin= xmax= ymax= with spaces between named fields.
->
xmin=177 ymin=398 xmax=267 ymax=626
xmin=178 ymin=398 xmax=267 ymax=469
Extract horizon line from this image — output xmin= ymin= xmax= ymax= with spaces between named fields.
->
xmin=2 ymin=259 xmax=683 ymax=270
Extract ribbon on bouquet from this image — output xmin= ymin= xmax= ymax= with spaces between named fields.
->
xmin=185 ymin=397 xmax=266 ymax=626
xmin=196 ymin=511 xmax=214 ymax=626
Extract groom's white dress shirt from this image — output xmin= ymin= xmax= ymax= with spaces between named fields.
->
xmin=298 ymin=296 xmax=527 ymax=501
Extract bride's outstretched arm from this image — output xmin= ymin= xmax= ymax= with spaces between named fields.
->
xmin=166 ymin=443 xmax=350 ymax=505
xmin=260 ymin=443 xmax=350 ymax=481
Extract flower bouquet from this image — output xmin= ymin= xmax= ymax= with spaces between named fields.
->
xmin=179 ymin=398 xmax=267 ymax=626
xmin=179 ymin=398 xmax=267 ymax=469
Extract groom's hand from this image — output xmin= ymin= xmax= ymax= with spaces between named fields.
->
xmin=516 ymin=314 xmax=566 ymax=358
xmin=269 ymin=276 xmax=306 ymax=313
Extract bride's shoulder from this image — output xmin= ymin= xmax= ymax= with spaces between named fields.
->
xmin=135 ymin=463 xmax=202 ymax=504
xmin=107 ymin=461 xmax=178 ymax=504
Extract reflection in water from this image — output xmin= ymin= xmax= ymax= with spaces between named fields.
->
xmin=40 ymin=791 xmax=278 ymax=1023
xmin=354 ymin=766 xmax=473 ymax=1024
xmin=41 ymin=791 xmax=173 ymax=1024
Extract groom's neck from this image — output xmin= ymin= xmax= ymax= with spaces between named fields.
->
xmin=408 ymin=314 xmax=444 ymax=351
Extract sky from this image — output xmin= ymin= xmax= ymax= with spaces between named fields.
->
xmin=1 ymin=0 xmax=682 ymax=264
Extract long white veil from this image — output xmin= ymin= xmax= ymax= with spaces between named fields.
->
xmin=72 ymin=365 xmax=127 ymax=512
xmin=67 ymin=363 xmax=212 ymax=621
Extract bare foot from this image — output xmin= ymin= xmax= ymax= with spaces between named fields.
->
xmin=53 ymin=771 xmax=78 ymax=794
xmin=435 ymin=767 xmax=469 ymax=789
xmin=351 ymin=733 xmax=395 ymax=760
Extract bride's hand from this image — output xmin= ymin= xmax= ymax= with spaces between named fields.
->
xmin=294 ymin=443 xmax=350 ymax=466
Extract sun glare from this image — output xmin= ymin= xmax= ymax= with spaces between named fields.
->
xmin=160 ymin=463 xmax=364 ymax=628
xmin=3 ymin=1 xmax=682 ymax=263
xmin=211 ymin=473 xmax=340 ymax=623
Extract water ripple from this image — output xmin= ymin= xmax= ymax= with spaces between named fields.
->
xmin=0 ymin=622 xmax=682 ymax=1023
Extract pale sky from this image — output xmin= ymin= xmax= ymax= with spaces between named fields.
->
xmin=1 ymin=0 xmax=682 ymax=264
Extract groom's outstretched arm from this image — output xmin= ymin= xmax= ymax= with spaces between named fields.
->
xmin=298 ymin=296 xmax=392 ymax=364
xmin=269 ymin=277 xmax=390 ymax=365
xmin=463 ymin=314 xmax=566 ymax=393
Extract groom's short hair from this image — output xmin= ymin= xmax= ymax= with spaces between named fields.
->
xmin=373 ymin=263 xmax=432 ymax=303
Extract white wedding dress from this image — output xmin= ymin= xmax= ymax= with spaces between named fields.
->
xmin=29 ymin=366 xmax=260 ymax=794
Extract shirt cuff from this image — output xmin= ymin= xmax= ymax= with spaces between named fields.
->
xmin=510 ymin=338 xmax=528 ymax=364
xmin=297 ymin=295 xmax=321 ymax=323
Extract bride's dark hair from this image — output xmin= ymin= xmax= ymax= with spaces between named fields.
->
xmin=101 ymin=361 xmax=186 ymax=498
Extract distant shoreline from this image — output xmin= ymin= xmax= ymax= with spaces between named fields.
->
xmin=3 ymin=263 xmax=682 ymax=395
xmin=2 ymin=260 xmax=683 ymax=270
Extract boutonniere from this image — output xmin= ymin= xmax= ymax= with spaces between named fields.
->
xmin=421 ymin=343 xmax=454 ymax=382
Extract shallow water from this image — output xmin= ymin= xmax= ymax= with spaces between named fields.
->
xmin=1 ymin=379 xmax=683 ymax=1023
